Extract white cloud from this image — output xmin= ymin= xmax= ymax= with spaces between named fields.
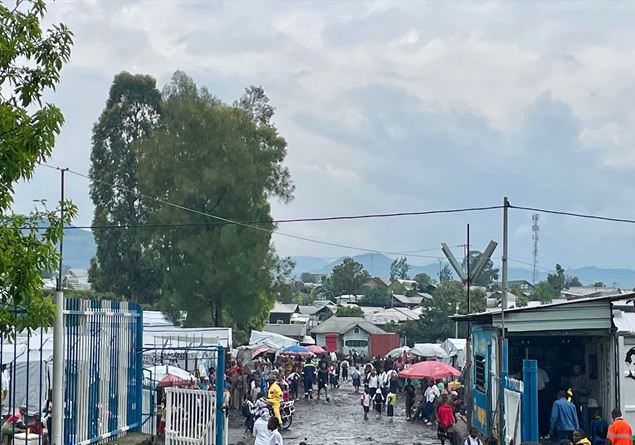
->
xmin=11 ymin=0 xmax=635 ymax=269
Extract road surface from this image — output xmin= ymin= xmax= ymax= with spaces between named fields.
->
xmin=227 ymin=382 xmax=440 ymax=445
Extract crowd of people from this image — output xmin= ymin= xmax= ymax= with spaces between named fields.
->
xmin=222 ymin=349 xmax=472 ymax=445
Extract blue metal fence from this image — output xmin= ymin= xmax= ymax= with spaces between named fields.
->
xmin=63 ymin=298 xmax=143 ymax=445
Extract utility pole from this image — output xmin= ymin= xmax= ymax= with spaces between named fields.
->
xmin=52 ymin=168 xmax=68 ymax=445
xmin=499 ymin=196 xmax=510 ymax=445
xmin=532 ymin=214 xmax=540 ymax=283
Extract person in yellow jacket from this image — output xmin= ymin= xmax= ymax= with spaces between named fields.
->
xmin=267 ymin=376 xmax=283 ymax=427
xmin=573 ymin=429 xmax=592 ymax=445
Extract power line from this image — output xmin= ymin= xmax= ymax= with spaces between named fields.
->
xmin=40 ymin=164 xmax=507 ymax=259
xmin=41 ymin=164 xmax=454 ymax=259
xmin=511 ymin=204 xmax=635 ymax=225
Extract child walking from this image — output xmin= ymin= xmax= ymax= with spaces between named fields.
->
xmin=373 ymin=388 xmax=384 ymax=419
xmin=386 ymin=391 xmax=397 ymax=419
xmin=361 ymin=389 xmax=371 ymax=421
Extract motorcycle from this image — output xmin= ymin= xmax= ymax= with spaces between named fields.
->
xmin=280 ymin=400 xmax=295 ymax=430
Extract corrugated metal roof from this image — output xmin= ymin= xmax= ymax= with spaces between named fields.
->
xmin=310 ymin=316 xmax=386 ymax=335
xmin=453 ymin=293 xmax=635 ymax=321
xmin=492 ymin=300 xmax=612 ymax=332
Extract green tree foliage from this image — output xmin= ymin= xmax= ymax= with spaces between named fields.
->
xmin=592 ymin=281 xmax=605 ymax=288
xmin=418 ymin=281 xmax=464 ymax=341
xmin=137 ymin=72 xmax=293 ymax=328
xmin=462 ymin=250 xmax=499 ymax=287
xmin=360 ymin=287 xmax=391 ymax=307
xmin=0 ymin=0 xmax=75 ymax=336
xmin=335 ymin=306 xmax=364 ymax=317
xmin=547 ymin=264 xmax=566 ymax=292
xmin=510 ymin=283 xmax=528 ymax=307
xmin=329 ymin=258 xmax=370 ymax=297
xmin=89 ymin=72 xmax=162 ymax=303
xmin=414 ymin=272 xmax=435 ymax=291
xmin=300 ymin=272 xmax=324 ymax=284
xmin=461 ymin=287 xmax=487 ymax=314
xmin=530 ymin=281 xmax=558 ymax=303
xmin=396 ymin=281 xmax=486 ymax=343
xmin=565 ymin=276 xmax=582 ymax=288
xmin=439 ymin=264 xmax=454 ymax=283
xmin=390 ymin=257 xmax=410 ymax=281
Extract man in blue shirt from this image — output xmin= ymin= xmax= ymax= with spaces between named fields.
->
xmin=551 ymin=390 xmax=579 ymax=442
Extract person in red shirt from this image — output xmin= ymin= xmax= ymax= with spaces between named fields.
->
xmin=607 ymin=408 xmax=632 ymax=445
xmin=437 ymin=400 xmax=456 ymax=445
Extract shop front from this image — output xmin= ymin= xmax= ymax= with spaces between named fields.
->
xmin=457 ymin=294 xmax=635 ymax=443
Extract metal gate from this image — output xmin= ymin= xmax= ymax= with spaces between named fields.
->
xmin=165 ymin=387 xmax=218 ymax=445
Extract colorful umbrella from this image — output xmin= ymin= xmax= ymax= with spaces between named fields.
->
xmin=306 ymin=345 xmax=326 ymax=354
xmin=280 ymin=345 xmax=314 ymax=356
xmin=144 ymin=365 xmax=196 ymax=388
xmin=398 ymin=360 xmax=460 ymax=380
xmin=386 ymin=346 xmax=411 ymax=358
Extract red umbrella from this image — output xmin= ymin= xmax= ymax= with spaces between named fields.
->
xmin=306 ymin=345 xmax=326 ymax=354
xmin=398 ymin=360 xmax=460 ymax=380
xmin=157 ymin=373 xmax=195 ymax=388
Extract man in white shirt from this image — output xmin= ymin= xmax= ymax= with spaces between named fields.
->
xmin=267 ymin=416 xmax=283 ymax=445
xmin=464 ymin=427 xmax=483 ymax=445
xmin=253 ymin=413 xmax=271 ymax=445
xmin=368 ymin=370 xmax=379 ymax=392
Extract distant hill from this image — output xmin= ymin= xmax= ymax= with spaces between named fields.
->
xmin=61 ymin=228 xmax=96 ymax=269
xmin=290 ymin=252 xmax=456 ymax=280
xmin=290 ymin=253 xmax=635 ymax=289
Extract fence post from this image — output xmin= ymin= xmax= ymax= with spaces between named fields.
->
xmin=52 ymin=291 xmax=65 ymax=445
xmin=522 ymin=359 xmax=538 ymax=442
xmin=215 ymin=346 xmax=225 ymax=445
xmin=135 ymin=304 xmax=144 ymax=432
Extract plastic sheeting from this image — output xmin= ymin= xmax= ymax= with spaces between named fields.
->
xmin=1 ymin=332 xmax=54 ymax=416
xmin=249 ymin=330 xmax=298 ymax=349
xmin=441 ymin=338 xmax=466 ymax=369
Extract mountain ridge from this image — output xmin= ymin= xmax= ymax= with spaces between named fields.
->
xmin=290 ymin=253 xmax=635 ymax=289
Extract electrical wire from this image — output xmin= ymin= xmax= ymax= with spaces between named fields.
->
xmin=40 ymin=164 xmax=506 ymax=259
xmin=510 ymin=204 xmax=635 ymax=225
xmin=41 ymin=164 xmax=456 ymax=259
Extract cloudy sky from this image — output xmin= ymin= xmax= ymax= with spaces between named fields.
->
xmin=12 ymin=0 xmax=635 ymax=273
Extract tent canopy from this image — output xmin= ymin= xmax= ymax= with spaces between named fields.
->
xmin=412 ymin=343 xmax=449 ymax=359
xmin=249 ymin=330 xmax=298 ymax=349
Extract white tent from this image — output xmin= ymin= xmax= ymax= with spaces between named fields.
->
xmin=441 ymin=338 xmax=467 ymax=369
xmin=249 ymin=330 xmax=298 ymax=349
xmin=412 ymin=343 xmax=449 ymax=360
xmin=1 ymin=331 xmax=53 ymax=415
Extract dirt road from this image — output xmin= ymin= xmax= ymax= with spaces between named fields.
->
xmin=228 ymin=382 xmax=439 ymax=445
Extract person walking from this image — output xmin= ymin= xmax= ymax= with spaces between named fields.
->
xmin=368 ymin=370 xmax=379 ymax=394
xmin=302 ymin=361 xmax=315 ymax=400
xmin=424 ymin=382 xmax=440 ymax=424
xmin=287 ymin=369 xmax=300 ymax=401
xmin=437 ymin=400 xmax=456 ymax=445
xmin=404 ymin=380 xmax=416 ymax=420
xmin=606 ymin=408 xmax=632 ymax=445
xmin=341 ymin=359 xmax=349 ymax=382
xmin=550 ymin=390 xmax=579 ymax=443
xmin=267 ymin=417 xmax=283 ymax=445
xmin=386 ymin=391 xmax=397 ymax=419
xmin=317 ymin=362 xmax=329 ymax=402
xmin=373 ymin=388 xmax=385 ymax=419
xmin=465 ymin=427 xmax=484 ymax=445
xmin=361 ymin=389 xmax=371 ymax=421
xmin=351 ymin=366 xmax=361 ymax=393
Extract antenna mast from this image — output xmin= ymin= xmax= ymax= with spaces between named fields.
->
xmin=532 ymin=213 xmax=540 ymax=283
